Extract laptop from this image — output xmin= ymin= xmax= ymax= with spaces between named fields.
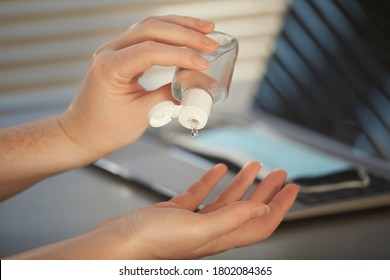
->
xmin=94 ymin=0 xmax=390 ymax=220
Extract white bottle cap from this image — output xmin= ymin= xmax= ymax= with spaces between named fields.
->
xmin=148 ymin=88 xmax=212 ymax=130
xmin=178 ymin=88 xmax=212 ymax=130
xmin=148 ymin=101 xmax=181 ymax=127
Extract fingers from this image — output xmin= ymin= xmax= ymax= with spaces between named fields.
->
xmin=231 ymin=184 xmax=299 ymax=246
xmin=199 ymin=184 xmax=299 ymax=255
xmin=95 ymin=41 xmax=211 ymax=85
xmin=112 ymin=15 xmax=218 ymax=53
xmin=155 ymin=163 xmax=299 ymax=258
xmin=217 ymin=161 xmax=261 ymax=203
xmin=168 ymin=163 xmax=228 ymax=211
xmin=143 ymin=15 xmax=215 ymax=33
xmin=264 ymin=183 xmax=300 ymax=228
xmin=246 ymin=169 xmax=287 ymax=203
xmin=130 ymin=40 xmax=210 ymax=70
xmin=92 ymin=16 xmax=219 ymax=84
xmin=200 ymin=161 xmax=261 ymax=213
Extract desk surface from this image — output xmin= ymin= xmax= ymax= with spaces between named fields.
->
xmin=1 ymin=92 xmax=390 ymax=259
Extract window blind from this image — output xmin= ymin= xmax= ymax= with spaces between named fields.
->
xmin=0 ymin=0 xmax=288 ymax=97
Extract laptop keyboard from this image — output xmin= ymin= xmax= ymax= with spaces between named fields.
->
xmin=188 ymin=150 xmax=390 ymax=207
xmin=296 ymin=174 xmax=390 ymax=205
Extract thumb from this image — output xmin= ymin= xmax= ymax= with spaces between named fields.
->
xmin=144 ymin=83 xmax=181 ymax=128
xmin=202 ymin=201 xmax=270 ymax=240
xmin=143 ymin=83 xmax=178 ymax=107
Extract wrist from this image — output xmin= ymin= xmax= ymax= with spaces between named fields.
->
xmin=57 ymin=102 xmax=139 ymax=159
xmin=93 ymin=218 xmax=156 ymax=260
xmin=7 ymin=226 xmax=127 ymax=259
xmin=56 ymin=111 xmax=108 ymax=160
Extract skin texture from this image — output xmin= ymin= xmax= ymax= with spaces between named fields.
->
xmin=0 ymin=15 xmax=299 ymax=259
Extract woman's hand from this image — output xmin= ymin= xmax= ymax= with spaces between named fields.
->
xmin=58 ymin=15 xmax=219 ymax=158
xmin=9 ymin=161 xmax=298 ymax=260
xmin=96 ymin=162 xmax=299 ymax=259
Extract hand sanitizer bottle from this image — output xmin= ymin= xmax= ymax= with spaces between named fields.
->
xmin=148 ymin=31 xmax=238 ymax=136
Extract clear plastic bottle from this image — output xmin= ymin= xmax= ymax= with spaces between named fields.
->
xmin=148 ymin=31 xmax=238 ymax=136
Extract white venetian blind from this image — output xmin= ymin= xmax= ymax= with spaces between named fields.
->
xmin=0 ymin=0 xmax=288 ymax=97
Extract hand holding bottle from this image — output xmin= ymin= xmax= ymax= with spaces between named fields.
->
xmin=0 ymin=15 xmax=219 ymax=198
xmin=58 ymin=15 xmax=219 ymax=158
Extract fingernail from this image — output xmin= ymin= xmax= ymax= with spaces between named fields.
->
xmin=192 ymin=56 xmax=209 ymax=69
xmin=197 ymin=19 xmax=215 ymax=28
xmin=243 ymin=161 xmax=262 ymax=170
xmin=203 ymin=38 xmax=219 ymax=49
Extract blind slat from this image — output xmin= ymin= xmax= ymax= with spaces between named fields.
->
xmin=0 ymin=0 xmax=286 ymax=21
xmin=0 ymin=0 xmax=288 ymax=96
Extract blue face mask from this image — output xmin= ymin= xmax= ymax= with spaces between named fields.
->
xmin=175 ymin=124 xmax=352 ymax=181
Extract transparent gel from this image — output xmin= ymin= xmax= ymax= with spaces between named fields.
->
xmin=172 ymin=31 xmax=238 ymax=107
xmin=148 ymin=31 xmax=238 ymax=136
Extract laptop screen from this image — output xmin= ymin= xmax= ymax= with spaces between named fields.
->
xmin=252 ymin=0 xmax=390 ymax=178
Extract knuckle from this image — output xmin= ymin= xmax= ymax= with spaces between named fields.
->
xmin=91 ymin=42 xmax=113 ymax=63
xmin=187 ymin=50 xmax=201 ymax=61
xmin=192 ymin=31 xmax=206 ymax=41
xmin=90 ymin=49 xmax=114 ymax=74
xmin=137 ymin=40 xmax=157 ymax=56
xmin=93 ymin=51 xmax=111 ymax=64
xmin=141 ymin=16 xmax=160 ymax=25
xmin=92 ymin=45 xmax=106 ymax=60
xmin=135 ymin=16 xmax=160 ymax=31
